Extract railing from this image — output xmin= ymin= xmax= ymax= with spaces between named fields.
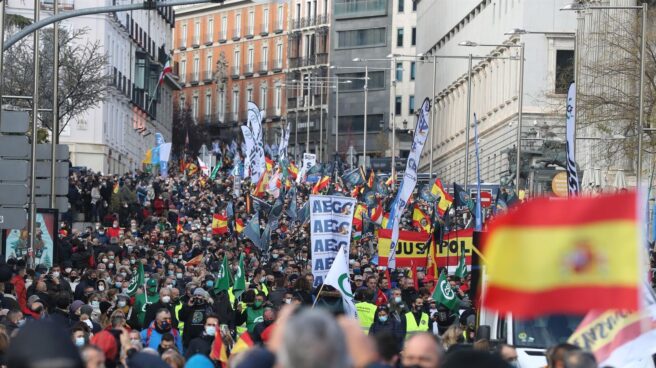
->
xmin=260 ymin=25 xmax=269 ymax=35
xmin=204 ymin=33 xmax=213 ymax=44
xmin=287 ymin=97 xmax=298 ymax=108
xmin=218 ymin=32 xmax=227 ymax=43
xmin=289 ymin=57 xmax=300 ymax=68
xmin=231 ymin=66 xmax=240 ymax=78
xmin=244 ymin=64 xmax=254 ymax=75
xmin=204 ymin=70 xmax=214 ymax=82
xmin=291 ymin=14 xmax=331 ymax=29
xmin=245 ymin=27 xmax=255 ymax=38
xmin=266 ymin=107 xmax=282 ymax=119
xmin=187 ymin=72 xmax=199 ymax=84
xmin=232 ymin=28 xmax=241 ymax=40
xmin=192 ymin=35 xmax=200 ymax=47
xmin=316 ymin=53 xmax=328 ymax=65
xmin=177 ymin=38 xmax=187 ymax=49
xmin=273 ymin=59 xmax=283 ymax=71
xmin=334 ymin=0 xmax=387 ymax=18
xmin=258 ymin=61 xmax=268 ymax=73
xmin=274 ymin=21 xmax=283 ymax=33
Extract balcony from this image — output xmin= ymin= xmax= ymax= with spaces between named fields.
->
xmin=274 ymin=21 xmax=283 ymax=33
xmin=188 ymin=72 xmax=200 ymax=85
xmin=272 ymin=59 xmax=283 ymax=72
xmin=289 ymin=57 xmax=300 ymax=69
xmin=192 ymin=36 xmax=200 ymax=48
xmin=266 ymin=107 xmax=282 ymax=120
xmin=204 ymin=70 xmax=214 ymax=83
xmin=218 ymin=32 xmax=227 ymax=43
xmin=258 ymin=61 xmax=269 ymax=74
xmin=334 ymin=0 xmax=387 ymax=19
xmin=317 ymin=53 xmax=328 ymax=65
xmin=232 ymin=28 xmax=241 ymax=41
xmin=177 ymin=38 xmax=187 ymax=50
xmin=259 ymin=25 xmax=269 ymax=36
xmin=245 ymin=27 xmax=255 ymax=39
xmin=231 ymin=66 xmax=240 ymax=79
xmin=244 ymin=64 xmax=254 ymax=77
xmin=204 ymin=33 xmax=213 ymax=45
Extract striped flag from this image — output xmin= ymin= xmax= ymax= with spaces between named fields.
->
xmin=565 ymin=82 xmax=580 ymax=196
xmin=431 ymin=178 xmax=453 ymax=216
xmin=212 ymin=214 xmax=229 ymax=235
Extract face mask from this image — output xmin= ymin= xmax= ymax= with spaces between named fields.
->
xmin=284 ymin=298 xmax=291 ymax=304
xmin=206 ymin=281 xmax=214 ymax=288
xmin=272 ymin=254 xmax=279 ymax=259
xmin=120 ymin=272 xmax=127 ymax=278
xmin=259 ymin=277 xmax=266 ymax=283
xmin=394 ymin=296 xmax=402 ymax=303
xmin=108 ymin=263 xmax=114 ymax=269
xmin=159 ymin=321 xmax=171 ymax=330
xmin=176 ymin=273 xmax=183 ymax=279
xmin=379 ymin=315 xmax=388 ymax=322
xmin=51 ymin=271 xmax=60 ymax=278
xmin=168 ymin=270 xmax=174 ymax=276
xmin=117 ymin=300 xmax=127 ymax=308
xmin=353 ymin=269 xmax=361 ymax=275
xmin=109 ymin=256 xmax=115 ymax=260
xmin=130 ymin=338 xmax=140 ymax=345
xmin=254 ymin=301 xmax=262 ymax=308
xmin=17 ymin=319 xmax=25 ymax=326
xmin=113 ymin=224 xmax=118 ymax=228
xmin=91 ymin=301 xmax=100 ymax=309
xmin=102 ymin=258 xmax=108 ymax=263
xmin=98 ymin=285 xmax=105 ymax=291
xmin=159 ymin=240 xmax=165 ymax=245
xmin=161 ymin=296 xmax=171 ymax=304
xmin=75 ymin=337 xmax=85 ymax=347
xmin=65 ymin=267 xmax=72 ymax=273
xmin=205 ymin=326 xmax=216 ymax=336
xmin=130 ymin=259 xmax=136 ymax=264
xmin=98 ymin=231 xmax=104 ymax=235
xmin=115 ymin=282 xmax=122 ymax=288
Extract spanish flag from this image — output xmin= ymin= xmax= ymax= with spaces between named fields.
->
xmin=112 ymin=182 xmax=119 ymax=194
xmin=431 ymin=178 xmax=453 ymax=216
xmin=370 ymin=201 xmax=383 ymax=224
xmin=312 ymin=176 xmax=331 ymax=194
xmin=265 ymin=156 xmax=274 ymax=172
xmin=288 ymin=162 xmax=299 ymax=180
xmin=186 ymin=254 xmax=204 ymax=267
xmin=212 ymin=214 xmax=229 ymax=235
xmin=231 ymin=331 xmax=254 ymax=356
xmin=253 ymin=171 xmax=269 ymax=198
xmin=235 ymin=218 xmax=245 ymax=234
xmin=176 ymin=217 xmax=183 ymax=234
xmin=209 ymin=330 xmax=229 ymax=367
xmin=483 ymin=191 xmax=640 ymax=318
xmin=385 ymin=170 xmax=395 ymax=186
xmin=381 ymin=213 xmax=390 ymax=228
xmin=142 ymin=149 xmax=152 ymax=165
xmin=412 ymin=206 xmax=431 ymax=233
xmin=353 ymin=204 xmax=367 ymax=231
xmin=350 ymin=185 xmax=361 ymax=198
xmin=367 ymin=170 xmax=375 ymax=188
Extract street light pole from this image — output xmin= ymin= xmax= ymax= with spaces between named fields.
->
xmin=335 ymin=81 xmax=339 ymax=157
xmin=50 ymin=0 xmax=60 ymax=208
xmin=363 ymin=64 xmax=368 ymax=168
xmin=515 ymin=43 xmax=525 ymax=190
xmin=0 ymin=0 xmax=5 ymax=130
xmin=430 ymin=56 xmax=437 ymax=180
xmin=637 ymin=3 xmax=647 ymax=187
xmin=306 ymin=73 xmax=311 ymax=155
xmin=319 ymin=80 xmax=324 ymax=160
xmin=391 ymin=56 xmax=396 ymax=180
xmin=464 ymin=54 xmax=472 ymax=191
xmin=28 ymin=0 xmax=40 ymax=267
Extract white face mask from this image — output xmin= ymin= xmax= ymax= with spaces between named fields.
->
xmin=117 ymin=300 xmax=127 ymax=308
xmin=51 ymin=271 xmax=60 ymax=278
xmin=284 ymin=298 xmax=292 ymax=304
xmin=25 ymin=280 xmax=33 ymax=288
xmin=161 ymin=296 xmax=171 ymax=304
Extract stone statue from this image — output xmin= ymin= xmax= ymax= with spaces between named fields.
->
xmin=215 ymin=52 xmax=228 ymax=90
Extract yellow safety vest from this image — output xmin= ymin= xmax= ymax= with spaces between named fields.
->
xmin=175 ymin=302 xmax=184 ymax=335
xmin=405 ymin=311 xmax=429 ymax=340
xmin=356 ymin=302 xmax=377 ymax=335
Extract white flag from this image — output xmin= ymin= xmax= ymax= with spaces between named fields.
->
xmin=197 ymin=157 xmax=209 ymax=176
xmin=324 ymin=244 xmax=358 ymax=319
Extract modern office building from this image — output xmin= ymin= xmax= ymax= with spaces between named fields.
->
xmin=415 ymin=0 xmax=577 ymax=194
xmin=5 ymin=0 xmax=177 ymax=174
xmin=173 ymin=1 xmax=288 ymax=143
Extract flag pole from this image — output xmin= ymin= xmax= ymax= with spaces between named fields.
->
xmin=311 ymin=284 xmax=326 ymax=308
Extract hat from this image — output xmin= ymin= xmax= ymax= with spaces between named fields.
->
xmin=91 ymin=330 xmax=118 ymax=361
xmin=27 ymin=295 xmax=41 ymax=305
xmin=117 ymin=293 xmax=130 ymax=300
xmin=146 ymin=279 xmax=158 ymax=289
xmin=80 ymin=305 xmax=94 ymax=316
xmin=126 ymin=352 xmax=169 ymax=368
xmin=69 ymin=300 xmax=85 ymax=314
xmin=423 ymin=275 xmax=436 ymax=283
xmin=185 ymin=354 xmax=214 ymax=368
xmin=7 ymin=320 xmax=84 ymax=368
xmin=193 ymin=288 xmax=209 ymax=298
xmin=354 ymin=275 xmax=364 ymax=281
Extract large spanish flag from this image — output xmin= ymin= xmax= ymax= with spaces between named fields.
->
xmin=412 ymin=206 xmax=431 ymax=233
xmin=431 ymin=178 xmax=453 ymax=216
xmin=212 ymin=214 xmax=229 ymax=235
xmin=312 ymin=176 xmax=331 ymax=194
xmin=235 ymin=218 xmax=245 ymax=234
xmin=483 ymin=191 xmax=641 ymax=318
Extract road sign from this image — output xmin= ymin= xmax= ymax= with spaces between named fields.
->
xmin=36 ymin=144 xmax=69 ymax=161
xmin=0 ymin=160 xmax=29 ymax=181
xmin=36 ymin=161 xmax=68 ymax=178
xmin=33 ymin=178 xmax=68 ymax=196
xmin=0 ymin=207 xmax=28 ymax=229
xmin=0 ymin=136 xmax=29 ymax=159
xmin=0 ymin=184 xmax=28 ymax=206
xmin=35 ymin=196 xmax=68 ymax=213
xmin=0 ymin=111 xmax=29 ymax=134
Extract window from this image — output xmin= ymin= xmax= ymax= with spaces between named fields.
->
xmin=337 ymin=28 xmax=386 ymax=48
xmin=247 ymin=48 xmax=254 ymax=71
xmin=263 ymin=8 xmax=269 ymax=32
xmin=218 ymin=90 xmax=225 ymax=117
xmin=409 ymin=95 xmax=415 ymax=114
xmin=194 ymin=21 xmax=200 ymax=45
xmin=274 ymin=85 xmax=282 ymax=114
xmin=181 ymin=24 xmax=187 ymax=47
xmin=193 ymin=57 xmax=200 ymax=81
xmin=235 ymin=13 xmax=241 ymax=37
xmin=262 ymin=45 xmax=268 ymax=68
xmin=411 ymin=27 xmax=416 ymax=46
xmin=221 ymin=16 xmax=227 ymax=39
xmin=260 ymin=85 xmax=267 ymax=109
xmin=180 ymin=60 xmax=187 ymax=82
xmin=396 ymin=28 xmax=404 ymax=47
xmin=296 ymin=3 xmax=301 ymax=20
xmin=395 ymin=96 xmax=402 ymax=115
xmin=248 ymin=11 xmax=254 ymax=35
xmin=192 ymin=95 xmax=199 ymax=118
xmin=205 ymin=93 xmax=212 ymax=117
xmin=276 ymin=43 xmax=283 ymax=65
xmin=410 ymin=62 xmax=415 ymax=80
xmin=337 ymin=114 xmax=383 ymax=132
xmin=555 ymin=49 xmax=575 ymax=94
xmin=277 ymin=5 xmax=283 ymax=29
xmin=412 ymin=0 xmax=417 ymax=11
xmin=232 ymin=90 xmax=240 ymax=118
xmin=234 ymin=50 xmax=240 ymax=74
xmin=395 ymin=62 xmax=403 ymax=81
xmin=339 ymin=71 xmax=385 ymax=90
xmin=247 ymin=88 xmax=253 ymax=102
xmin=398 ymin=0 xmax=404 ymax=12
xmin=207 ymin=18 xmax=214 ymax=42
xmin=206 ymin=54 xmax=213 ymax=79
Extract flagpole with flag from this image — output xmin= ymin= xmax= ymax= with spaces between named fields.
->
xmin=147 ymin=56 xmax=172 ymax=113
xmin=324 ymin=244 xmax=358 ymax=318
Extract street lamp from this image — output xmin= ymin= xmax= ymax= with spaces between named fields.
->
xmin=561 ymin=2 xmax=648 ymax=187
xmin=460 ymin=40 xmax=525 ymax=190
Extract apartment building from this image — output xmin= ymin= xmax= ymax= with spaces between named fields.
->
xmin=5 ymin=0 xmax=177 ymax=174
xmin=173 ymin=1 xmax=287 ymax=143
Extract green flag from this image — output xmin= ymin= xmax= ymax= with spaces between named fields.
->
xmin=126 ymin=263 xmax=144 ymax=296
xmin=233 ymin=253 xmax=246 ymax=297
xmin=432 ymin=270 xmax=459 ymax=311
xmin=455 ymin=251 xmax=467 ymax=279
xmin=214 ymin=256 xmax=231 ymax=293
xmin=210 ymin=162 xmax=222 ymax=180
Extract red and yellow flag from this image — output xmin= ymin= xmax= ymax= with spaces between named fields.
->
xmin=186 ymin=254 xmax=204 ymax=267
xmin=385 ymin=170 xmax=395 ymax=186
xmin=412 ymin=206 xmax=431 ymax=233
xmin=265 ymin=156 xmax=274 ymax=172
xmin=209 ymin=330 xmax=229 ymax=366
xmin=176 ymin=217 xmax=183 ymax=234
xmin=312 ymin=176 xmax=331 ymax=194
xmin=113 ymin=182 xmax=119 ymax=194
xmin=288 ymin=162 xmax=299 ymax=180
xmin=235 ymin=218 xmax=245 ymax=234
xmin=367 ymin=169 xmax=375 ymax=188
xmin=253 ymin=171 xmax=269 ymax=198
xmin=353 ymin=203 xmax=367 ymax=231
xmin=370 ymin=201 xmax=383 ymax=224
xmin=212 ymin=214 xmax=229 ymax=235
xmin=231 ymin=331 xmax=254 ymax=356
xmin=431 ymin=178 xmax=453 ymax=216
xmin=482 ymin=191 xmax=640 ymax=318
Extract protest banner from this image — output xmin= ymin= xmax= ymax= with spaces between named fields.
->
xmin=310 ymin=195 xmax=356 ymax=288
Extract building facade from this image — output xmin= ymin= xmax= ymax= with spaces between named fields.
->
xmin=173 ymin=1 xmax=288 ymax=143
xmin=285 ymin=0 xmax=330 ymax=161
xmin=5 ymin=0 xmax=177 ymax=174
xmin=328 ymin=0 xmax=393 ymax=168
xmin=415 ymin=0 xmax=577 ymax=194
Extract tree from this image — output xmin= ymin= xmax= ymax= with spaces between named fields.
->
xmin=171 ymin=103 xmax=209 ymax=159
xmin=2 ymin=26 xmax=111 ymax=138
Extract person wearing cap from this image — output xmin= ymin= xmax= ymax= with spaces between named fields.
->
xmin=179 ymin=287 xmax=214 ymax=348
xmin=132 ymin=278 xmax=160 ymax=329
xmin=354 ymin=289 xmax=377 ymax=335
xmin=140 ymin=308 xmax=183 ymax=352
xmin=368 ymin=305 xmax=405 ymax=351
xmin=144 ymin=286 xmax=178 ymax=330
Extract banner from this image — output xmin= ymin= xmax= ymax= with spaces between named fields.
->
xmin=310 ymin=195 xmax=356 ymax=288
xmin=278 ymin=123 xmax=291 ymax=161
xmin=297 ymin=153 xmax=317 ymax=184
xmin=566 ymin=83 xmax=580 ymax=196
xmin=387 ymin=98 xmax=431 ymax=269
xmin=246 ymin=102 xmax=266 ymax=184
xmin=439 ymin=228 xmax=473 ymax=273
xmin=241 ymin=125 xmax=255 ymax=179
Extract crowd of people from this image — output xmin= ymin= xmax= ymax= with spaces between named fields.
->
xmin=0 ymin=153 xmax=601 ymax=368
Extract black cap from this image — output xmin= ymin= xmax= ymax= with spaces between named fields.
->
xmin=7 ymin=320 xmax=84 ymax=368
